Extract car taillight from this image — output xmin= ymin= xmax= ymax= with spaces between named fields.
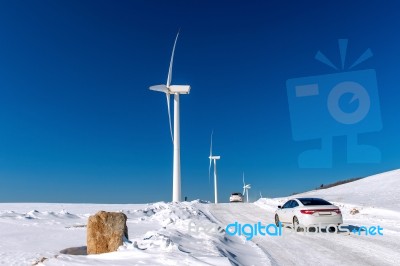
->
xmin=333 ymin=209 xmax=341 ymax=214
xmin=300 ymin=209 xmax=341 ymax=214
xmin=300 ymin=210 xmax=316 ymax=214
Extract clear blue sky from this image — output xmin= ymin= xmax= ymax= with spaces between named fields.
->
xmin=0 ymin=1 xmax=399 ymax=203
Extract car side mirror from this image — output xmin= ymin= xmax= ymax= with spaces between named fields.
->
xmin=278 ymin=205 xmax=282 ymax=209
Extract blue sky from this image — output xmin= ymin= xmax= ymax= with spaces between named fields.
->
xmin=0 ymin=1 xmax=399 ymax=203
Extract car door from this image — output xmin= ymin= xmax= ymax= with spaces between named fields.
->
xmin=287 ymin=200 xmax=299 ymax=223
xmin=279 ymin=200 xmax=293 ymax=223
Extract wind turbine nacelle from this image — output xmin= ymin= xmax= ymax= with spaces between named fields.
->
xmin=169 ymin=85 xmax=191 ymax=94
xmin=210 ymin=156 xmax=221 ymax=160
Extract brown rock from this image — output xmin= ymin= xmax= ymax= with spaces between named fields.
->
xmin=350 ymin=208 xmax=360 ymax=215
xmin=87 ymin=211 xmax=129 ymax=254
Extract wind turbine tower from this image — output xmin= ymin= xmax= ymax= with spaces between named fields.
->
xmin=209 ymin=131 xmax=220 ymax=203
xmin=149 ymin=32 xmax=191 ymax=202
xmin=242 ymin=173 xmax=251 ymax=203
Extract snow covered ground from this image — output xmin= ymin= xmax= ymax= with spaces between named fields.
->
xmin=0 ymin=169 xmax=399 ymax=265
xmin=0 ymin=201 xmax=267 ymax=265
xmin=250 ymin=169 xmax=400 ymax=265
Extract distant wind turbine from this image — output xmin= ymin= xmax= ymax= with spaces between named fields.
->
xmin=242 ymin=173 xmax=251 ymax=203
xmin=259 ymin=191 xmax=263 ymax=199
xmin=149 ymin=31 xmax=191 ymax=202
xmin=208 ymin=131 xmax=220 ymax=204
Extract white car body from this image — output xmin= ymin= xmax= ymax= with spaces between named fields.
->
xmin=275 ymin=198 xmax=343 ymax=228
xmin=230 ymin=192 xmax=244 ymax=203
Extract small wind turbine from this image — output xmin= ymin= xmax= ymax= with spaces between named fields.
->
xmin=242 ymin=173 xmax=251 ymax=203
xmin=259 ymin=192 xmax=263 ymax=199
xmin=208 ymin=131 xmax=220 ymax=204
xmin=149 ymin=31 xmax=191 ymax=202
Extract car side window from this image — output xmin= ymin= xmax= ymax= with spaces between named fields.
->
xmin=282 ymin=201 xmax=292 ymax=209
xmin=291 ymin=200 xmax=299 ymax=208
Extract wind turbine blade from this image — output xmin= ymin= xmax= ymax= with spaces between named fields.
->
xmin=166 ymin=93 xmax=173 ymax=142
xmin=243 ymin=188 xmax=246 ymax=195
xmin=149 ymin=85 xmax=168 ymax=93
xmin=209 ymin=130 xmax=213 ymax=184
xmin=167 ymin=31 xmax=180 ymax=87
xmin=209 ymin=158 xmax=212 ymax=184
xmin=210 ymin=130 xmax=213 ymax=157
xmin=242 ymin=172 xmax=245 ymax=187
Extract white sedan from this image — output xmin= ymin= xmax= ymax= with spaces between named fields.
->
xmin=229 ymin=192 xmax=244 ymax=203
xmin=275 ymin=198 xmax=343 ymax=230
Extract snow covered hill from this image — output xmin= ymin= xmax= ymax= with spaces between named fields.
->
xmin=255 ymin=169 xmax=400 ymax=234
xmin=0 ymin=201 xmax=267 ymax=265
xmin=294 ymin=169 xmax=400 ymax=211
xmin=209 ymin=169 xmax=400 ymax=265
xmin=0 ymin=169 xmax=399 ymax=265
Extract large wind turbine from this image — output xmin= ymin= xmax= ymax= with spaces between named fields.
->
xmin=149 ymin=32 xmax=191 ymax=202
xmin=208 ymin=131 xmax=220 ymax=204
xmin=242 ymin=173 xmax=251 ymax=203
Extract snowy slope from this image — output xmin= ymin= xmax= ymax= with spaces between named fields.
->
xmin=208 ymin=169 xmax=400 ymax=265
xmin=0 ymin=201 xmax=269 ymax=266
xmin=1 ymin=169 xmax=399 ymax=265
xmin=255 ymin=169 xmax=400 ymax=232
xmin=294 ymin=169 xmax=400 ymax=211
xmin=209 ymin=201 xmax=400 ymax=266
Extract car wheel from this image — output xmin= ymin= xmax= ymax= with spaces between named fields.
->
xmin=293 ymin=216 xmax=303 ymax=232
xmin=275 ymin=214 xmax=280 ymax=226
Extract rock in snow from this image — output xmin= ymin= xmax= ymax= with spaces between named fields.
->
xmin=350 ymin=208 xmax=360 ymax=215
xmin=87 ymin=211 xmax=129 ymax=254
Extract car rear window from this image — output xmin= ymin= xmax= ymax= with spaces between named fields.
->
xmin=298 ymin=198 xmax=332 ymax=206
xmin=232 ymin=193 xmax=241 ymax=196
